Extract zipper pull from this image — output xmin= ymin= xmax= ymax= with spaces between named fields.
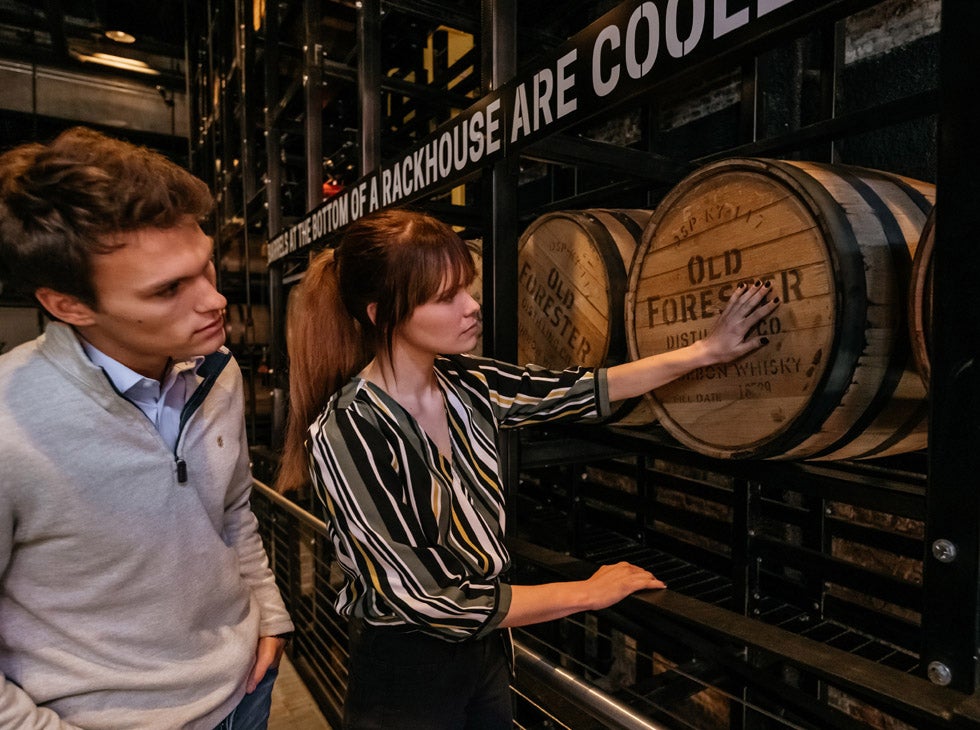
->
xmin=176 ymin=458 xmax=188 ymax=483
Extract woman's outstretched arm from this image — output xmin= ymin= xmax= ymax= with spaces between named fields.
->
xmin=607 ymin=279 xmax=779 ymax=403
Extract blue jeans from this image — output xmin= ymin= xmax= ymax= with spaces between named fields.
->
xmin=214 ymin=666 xmax=279 ymax=730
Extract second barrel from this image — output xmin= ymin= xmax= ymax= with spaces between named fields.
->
xmin=518 ymin=208 xmax=654 ymax=425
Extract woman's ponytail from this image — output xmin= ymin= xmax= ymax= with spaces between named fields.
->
xmin=275 ymin=247 xmax=368 ymax=494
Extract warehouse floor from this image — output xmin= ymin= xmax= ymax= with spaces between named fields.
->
xmin=269 ymin=655 xmax=332 ymax=730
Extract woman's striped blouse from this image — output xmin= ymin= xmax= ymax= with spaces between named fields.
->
xmin=306 ymin=354 xmax=611 ymax=641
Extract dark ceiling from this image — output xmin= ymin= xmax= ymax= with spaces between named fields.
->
xmin=0 ymin=0 xmax=194 ymax=154
xmin=0 ymin=0 xmax=616 ymax=156
xmin=0 ymin=0 xmax=188 ymax=87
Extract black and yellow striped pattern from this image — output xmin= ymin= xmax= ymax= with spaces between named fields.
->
xmin=306 ymin=354 xmax=609 ymax=641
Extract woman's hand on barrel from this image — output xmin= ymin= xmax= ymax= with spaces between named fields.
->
xmin=701 ymin=279 xmax=780 ymax=364
xmin=605 ymin=279 xmax=779 ymax=401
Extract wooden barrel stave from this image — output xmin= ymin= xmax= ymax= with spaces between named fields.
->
xmin=785 ymin=163 xmax=929 ymax=459
xmin=908 ymin=208 xmax=935 ymax=386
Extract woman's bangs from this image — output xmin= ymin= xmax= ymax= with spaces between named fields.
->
xmin=410 ymin=234 xmax=474 ymax=305
xmin=440 ymin=239 xmax=476 ymax=294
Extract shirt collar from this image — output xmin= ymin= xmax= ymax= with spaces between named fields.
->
xmin=78 ymin=336 xmax=205 ymax=398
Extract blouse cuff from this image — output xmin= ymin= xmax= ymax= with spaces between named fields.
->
xmin=594 ymin=368 xmax=611 ymax=419
xmin=475 ymin=581 xmax=513 ymax=639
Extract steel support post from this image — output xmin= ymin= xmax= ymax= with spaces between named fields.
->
xmin=264 ymin=0 xmax=287 ymax=448
xmin=921 ymin=0 xmax=980 ymax=695
xmin=480 ymin=0 xmax=520 ymax=529
xmin=480 ymin=0 xmax=518 ymax=363
xmin=357 ymin=0 xmax=381 ymax=176
xmin=304 ymin=0 xmax=323 ymax=211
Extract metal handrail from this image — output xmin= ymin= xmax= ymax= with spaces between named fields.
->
xmin=250 ymin=478 xmax=673 ymax=729
xmin=514 ymin=642 xmax=669 ymax=730
xmin=253 ymin=478 xmax=328 ymax=532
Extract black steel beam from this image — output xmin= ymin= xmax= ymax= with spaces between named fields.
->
xmin=921 ymin=0 xmax=980 ymax=696
xmin=480 ymin=0 xmax=517 ymax=363
xmin=523 ymin=135 xmax=689 ymax=184
xmin=322 ymin=56 xmax=474 ymax=112
xmin=699 ymin=89 xmax=939 ymax=165
xmin=379 ymin=73 xmax=473 ymax=110
xmin=384 ymin=0 xmax=482 ymax=35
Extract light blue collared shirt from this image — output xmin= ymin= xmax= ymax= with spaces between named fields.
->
xmin=80 ymin=338 xmax=205 ymax=452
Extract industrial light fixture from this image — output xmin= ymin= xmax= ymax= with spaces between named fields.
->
xmin=105 ymin=29 xmax=136 ymax=43
xmin=71 ymin=51 xmax=161 ymax=76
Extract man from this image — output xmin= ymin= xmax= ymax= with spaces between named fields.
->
xmin=0 ymin=127 xmax=294 ymax=729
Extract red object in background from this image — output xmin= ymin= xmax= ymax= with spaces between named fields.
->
xmin=323 ymin=181 xmax=344 ymax=198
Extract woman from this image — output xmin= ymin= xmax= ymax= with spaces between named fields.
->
xmin=276 ymin=209 xmax=778 ymax=729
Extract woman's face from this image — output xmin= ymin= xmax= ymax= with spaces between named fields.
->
xmin=55 ymin=217 xmax=227 ymax=379
xmin=397 ymin=282 xmax=482 ymax=356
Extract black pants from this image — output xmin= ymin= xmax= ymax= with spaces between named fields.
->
xmin=343 ymin=620 xmax=513 ymax=729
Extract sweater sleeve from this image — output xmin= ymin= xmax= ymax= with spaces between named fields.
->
xmin=307 ymin=406 xmax=511 ymax=641
xmin=0 ymin=675 xmax=80 ymax=730
xmin=0 ymin=497 xmax=80 ymax=729
xmin=220 ymin=370 xmax=294 ymax=638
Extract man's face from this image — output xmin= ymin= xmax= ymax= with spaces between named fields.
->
xmin=76 ymin=216 xmax=228 ymax=379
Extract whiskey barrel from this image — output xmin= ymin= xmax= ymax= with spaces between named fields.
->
xmin=518 ymin=209 xmax=655 ymax=425
xmin=626 ymin=159 xmax=935 ymax=460
xmin=909 ymin=208 xmax=935 ymax=386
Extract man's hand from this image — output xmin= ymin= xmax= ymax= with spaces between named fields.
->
xmin=246 ymin=635 xmax=287 ymax=693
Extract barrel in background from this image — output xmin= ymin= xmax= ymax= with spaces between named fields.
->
xmin=626 ymin=158 xmax=934 ymax=460
xmin=909 ymin=208 xmax=935 ymax=387
xmin=518 ymin=209 xmax=654 ymax=425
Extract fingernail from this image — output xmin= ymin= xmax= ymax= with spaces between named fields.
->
xmin=761 ymin=337 xmax=770 ymax=345
xmin=764 ymin=280 xmax=771 ymax=288
xmin=754 ymin=279 xmax=761 ymax=287
xmin=773 ymin=296 xmax=780 ymax=303
xmin=737 ymin=282 xmax=746 ymax=289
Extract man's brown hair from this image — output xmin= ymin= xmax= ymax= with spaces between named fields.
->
xmin=0 ymin=127 xmax=213 ymax=307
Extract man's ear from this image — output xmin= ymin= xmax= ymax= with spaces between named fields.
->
xmin=366 ymin=302 xmax=377 ymax=325
xmin=34 ymin=288 xmax=97 ymax=326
